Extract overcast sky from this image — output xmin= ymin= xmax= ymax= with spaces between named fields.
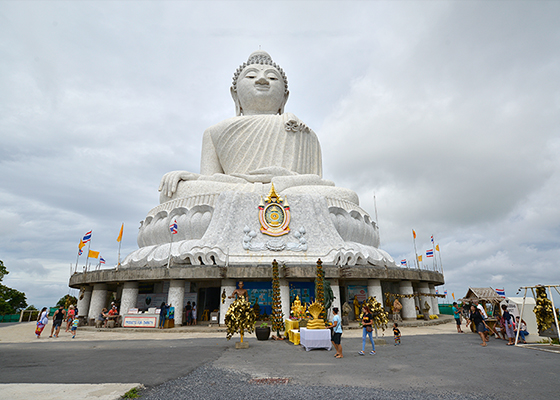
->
xmin=1 ymin=1 xmax=559 ymax=309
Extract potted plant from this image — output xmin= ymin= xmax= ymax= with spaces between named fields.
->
xmin=255 ymin=322 xmax=271 ymax=340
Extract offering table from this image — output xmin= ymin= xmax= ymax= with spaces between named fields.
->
xmin=300 ymin=328 xmax=331 ymax=351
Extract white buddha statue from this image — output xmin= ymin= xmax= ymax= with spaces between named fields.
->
xmin=158 ymin=50 xmax=358 ymax=205
xmin=124 ymin=51 xmax=392 ymax=269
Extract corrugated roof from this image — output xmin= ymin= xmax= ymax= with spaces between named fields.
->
xmin=460 ymin=287 xmax=503 ymax=302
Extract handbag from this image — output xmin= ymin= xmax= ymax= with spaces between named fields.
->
xmin=366 ymin=325 xmax=373 ymax=333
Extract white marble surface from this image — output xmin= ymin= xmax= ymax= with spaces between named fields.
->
xmin=399 ymin=281 xmax=416 ymax=320
xmin=88 ymin=284 xmax=108 ymax=321
xmin=120 ymin=282 xmax=138 ymax=316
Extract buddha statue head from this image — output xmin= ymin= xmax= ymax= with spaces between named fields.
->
xmin=231 ymin=50 xmax=289 ymax=116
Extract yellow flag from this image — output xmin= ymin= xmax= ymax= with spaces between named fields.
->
xmin=452 ymin=293 xmax=455 ymax=300
xmin=88 ymin=250 xmax=100 ymax=259
xmin=412 ymin=229 xmax=417 ymax=239
xmin=436 ymin=244 xmax=440 ymax=251
xmin=418 ymin=255 xmax=422 ymax=262
xmin=117 ymin=223 xmax=124 ymax=242
xmin=78 ymin=239 xmax=86 ymax=250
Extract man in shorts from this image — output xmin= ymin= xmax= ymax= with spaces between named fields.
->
xmin=452 ymin=302 xmax=463 ymax=333
xmin=49 ymin=306 xmax=65 ymax=338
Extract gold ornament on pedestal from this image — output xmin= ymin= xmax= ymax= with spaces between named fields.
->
xmin=306 ymin=300 xmax=326 ymax=329
xmin=225 ymin=297 xmax=256 ymax=343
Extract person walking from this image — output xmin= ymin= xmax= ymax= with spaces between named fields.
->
xmin=358 ymin=305 xmax=375 ymax=355
xmin=65 ymin=305 xmax=76 ymax=332
xmin=467 ymin=305 xmax=488 ymax=347
xmin=35 ymin=307 xmax=49 ymax=338
xmin=185 ymin=301 xmax=192 ymax=326
xmin=393 ymin=323 xmax=401 ymax=345
xmin=49 ymin=306 xmax=65 ymax=338
xmin=452 ymin=302 xmax=463 ymax=333
xmin=329 ymin=307 xmax=343 ymax=358
xmin=71 ymin=316 xmax=79 ymax=338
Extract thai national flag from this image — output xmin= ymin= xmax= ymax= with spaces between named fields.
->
xmin=82 ymin=231 xmax=92 ymax=243
xmin=444 ymin=290 xmax=448 ymax=295
xmin=436 ymin=289 xmax=439 ymax=294
xmin=78 ymin=249 xmax=83 ymax=256
xmin=169 ymin=220 xmax=178 ymax=234
xmin=495 ymin=288 xmax=506 ymax=297
xmin=100 ymin=257 xmax=106 ymax=264
xmin=401 ymin=259 xmax=407 ymax=266
xmin=426 ymin=249 xmax=434 ymax=257
xmin=431 ymin=235 xmax=434 ymax=243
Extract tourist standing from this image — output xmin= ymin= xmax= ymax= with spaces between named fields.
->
xmin=185 ymin=301 xmax=192 ymax=325
xmin=501 ymin=304 xmax=515 ymax=345
xmin=158 ymin=302 xmax=168 ymax=329
xmin=452 ymin=302 xmax=463 ymax=333
xmin=330 ymin=307 xmax=343 ymax=358
xmin=358 ymin=305 xmax=375 ymax=355
xmin=35 ymin=307 xmax=49 ymax=338
xmin=49 ymin=306 xmax=65 ymax=338
xmin=191 ymin=302 xmax=197 ymax=325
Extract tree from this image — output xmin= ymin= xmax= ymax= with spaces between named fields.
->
xmin=0 ymin=260 xmax=28 ymax=315
xmin=56 ymin=294 xmax=77 ymax=309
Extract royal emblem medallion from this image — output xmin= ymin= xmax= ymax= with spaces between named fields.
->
xmin=259 ymin=184 xmax=290 ymax=237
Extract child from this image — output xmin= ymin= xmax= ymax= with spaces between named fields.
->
xmin=71 ymin=316 xmax=79 ymax=338
xmin=393 ymin=323 xmax=401 ymax=345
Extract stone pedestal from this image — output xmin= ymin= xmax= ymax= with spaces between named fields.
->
xmin=399 ymin=281 xmax=416 ymax=320
xmin=367 ymin=279 xmax=383 ymax=307
xmin=88 ymin=284 xmax=108 ymax=321
xmin=220 ymin=279 xmax=236 ymax=325
xmin=120 ymin=282 xmax=139 ymax=316
xmin=168 ymin=280 xmax=186 ymax=325
xmin=77 ymin=285 xmax=92 ymax=319
xmin=235 ymin=341 xmax=249 ymax=349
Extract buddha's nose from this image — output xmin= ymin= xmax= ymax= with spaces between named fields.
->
xmin=255 ymin=76 xmax=269 ymax=85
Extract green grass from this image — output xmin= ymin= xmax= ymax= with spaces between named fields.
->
xmin=121 ymin=387 xmax=141 ymax=399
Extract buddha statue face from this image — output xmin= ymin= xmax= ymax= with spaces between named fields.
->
xmin=231 ymin=51 xmax=289 ymax=116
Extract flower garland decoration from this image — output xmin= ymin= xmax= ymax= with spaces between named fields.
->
xmin=364 ymin=296 xmax=389 ymax=331
xmin=534 ymin=285 xmax=559 ymax=333
xmin=315 ymin=258 xmax=326 ymax=319
xmin=271 ymin=259 xmax=285 ymax=336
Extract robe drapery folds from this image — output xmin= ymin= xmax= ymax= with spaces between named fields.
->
xmin=213 ymin=113 xmax=322 ymax=177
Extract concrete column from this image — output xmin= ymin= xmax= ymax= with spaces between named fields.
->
xmin=77 ymin=285 xmax=92 ymax=318
xmin=279 ymin=279 xmax=290 ymax=324
xmin=429 ymin=284 xmax=439 ymax=314
xmin=418 ymin=282 xmax=431 ymax=316
xmin=399 ymin=281 xmax=416 ymax=320
xmin=367 ymin=279 xmax=384 ymax=308
xmin=168 ymin=280 xmax=185 ymax=325
xmin=120 ymin=282 xmax=139 ymax=316
xmin=219 ymin=279 xmax=236 ymax=325
xmin=88 ymin=283 xmax=108 ymax=321
xmin=329 ymin=279 xmax=341 ymax=316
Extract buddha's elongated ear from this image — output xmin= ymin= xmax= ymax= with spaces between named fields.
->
xmin=231 ymin=86 xmax=242 ymax=116
xmin=278 ymin=90 xmax=289 ymax=115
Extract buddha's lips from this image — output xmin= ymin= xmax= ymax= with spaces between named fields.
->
xmin=255 ymin=84 xmax=270 ymax=91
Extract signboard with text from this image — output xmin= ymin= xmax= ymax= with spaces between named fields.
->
xmin=123 ymin=315 xmax=158 ymax=328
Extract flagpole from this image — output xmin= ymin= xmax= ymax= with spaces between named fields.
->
xmin=431 ymin=235 xmax=436 ymax=272
xmin=412 ymin=230 xmax=420 ymax=269
xmin=167 ymin=226 xmax=173 ymax=269
xmin=117 ymin=223 xmax=124 ymax=271
xmin=437 ymin=244 xmax=444 ymax=275
xmin=85 ymin=236 xmax=91 ymax=272
xmin=75 ymin=249 xmax=80 ymax=274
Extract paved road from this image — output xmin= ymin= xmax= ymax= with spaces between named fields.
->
xmin=0 ymin=338 xmax=227 ymax=387
xmin=1 ymin=323 xmax=558 ymax=399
